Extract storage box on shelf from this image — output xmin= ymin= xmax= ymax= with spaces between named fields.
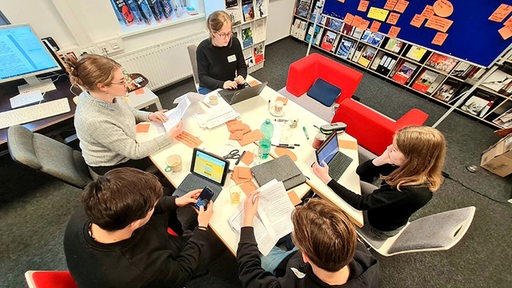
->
xmin=206 ymin=0 xmax=268 ymax=73
xmin=290 ymin=0 xmax=512 ymax=129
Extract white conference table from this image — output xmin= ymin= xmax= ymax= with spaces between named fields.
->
xmin=137 ymin=80 xmax=363 ymax=254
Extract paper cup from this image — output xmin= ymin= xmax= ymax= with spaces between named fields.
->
xmin=164 ymin=154 xmax=182 ymax=173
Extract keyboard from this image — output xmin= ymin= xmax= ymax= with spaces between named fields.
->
xmin=328 ymin=152 xmax=353 ymax=180
xmin=0 ymin=98 xmax=71 ymax=129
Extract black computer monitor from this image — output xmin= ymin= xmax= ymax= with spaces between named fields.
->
xmin=0 ymin=24 xmax=61 ymax=92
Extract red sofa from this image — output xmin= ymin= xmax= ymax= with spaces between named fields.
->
xmin=332 ymin=98 xmax=429 ymax=155
xmin=286 ymin=53 xmax=363 ymax=104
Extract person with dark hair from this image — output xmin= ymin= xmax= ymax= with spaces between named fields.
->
xmin=196 ymin=10 xmax=247 ymax=94
xmin=66 ymin=54 xmax=183 ymax=175
xmin=313 ymin=126 xmax=447 ymax=239
xmin=237 ymin=195 xmax=379 ymax=287
xmin=64 ymin=167 xmax=217 ymax=287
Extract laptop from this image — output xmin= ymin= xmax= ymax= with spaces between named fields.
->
xmin=315 ymin=132 xmax=353 ymax=180
xmin=217 ymin=81 xmax=268 ymax=105
xmin=174 ymin=148 xmax=230 ymax=201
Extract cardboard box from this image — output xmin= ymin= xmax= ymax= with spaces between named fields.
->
xmin=480 ymin=134 xmax=512 ymax=177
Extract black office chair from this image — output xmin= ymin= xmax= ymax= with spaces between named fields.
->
xmin=7 ymin=125 xmax=93 ymax=188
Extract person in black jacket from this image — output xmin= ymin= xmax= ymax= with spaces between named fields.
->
xmin=237 ymin=196 xmax=379 ymax=288
xmin=64 ymin=167 xmax=219 ymax=288
xmin=313 ymin=126 xmax=447 ymax=239
xmin=196 ymin=10 xmax=247 ymax=94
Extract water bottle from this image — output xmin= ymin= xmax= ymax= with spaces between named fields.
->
xmin=259 ymin=119 xmax=274 ymax=160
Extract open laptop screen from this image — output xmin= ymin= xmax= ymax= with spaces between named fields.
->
xmin=315 ymin=133 xmax=339 ymax=165
xmin=191 ymin=148 xmax=229 ymax=185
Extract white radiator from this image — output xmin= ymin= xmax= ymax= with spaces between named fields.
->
xmin=113 ymin=32 xmax=207 ymax=90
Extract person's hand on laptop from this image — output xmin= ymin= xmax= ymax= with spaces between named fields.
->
xmin=175 ymin=189 xmax=202 ymax=207
xmin=234 ymin=75 xmax=245 ymax=85
xmin=223 ymin=79 xmax=238 ymax=90
xmin=168 ymin=121 xmax=183 ymax=139
xmin=148 ymin=110 xmax=168 ymax=123
xmin=312 ymin=161 xmax=332 ymax=184
xmin=197 ymin=201 xmax=214 ymax=228
xmin=242 ymin=191 xmax=260 ymax=227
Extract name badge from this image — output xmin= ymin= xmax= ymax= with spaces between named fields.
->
xmin=227 ymin=55 xmax=237 ymax=63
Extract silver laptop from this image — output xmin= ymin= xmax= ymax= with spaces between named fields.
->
xmin=174 ymin=148 xmax=230 ymax=201
xmin=218 ymin=82 xmax=268 ymax=105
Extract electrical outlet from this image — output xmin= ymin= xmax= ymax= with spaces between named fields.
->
xmin=95 ymin=37 xmax=123 ymax=56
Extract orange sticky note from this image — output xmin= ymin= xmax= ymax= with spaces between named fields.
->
xmin=238 ymin=129 xmax=264 ymax=146
xmin=359 ymin=19 xmax=370 ymax=31
xmin=388 ymin=26 xmax=401 ymax=38
xmin=134 ymin=88 xmax=144 ymax=95
xmin=386 ymin=12 xmax=400 ymax=25
xmin=425 ymin=15 xmax=453 ymax=33
xmin=410 ymin=14 xmax=426 ymax=28
xmin=175 ymin=131 xmax=202 ymax=148
xmin=384 ymin=0 xmax=398 ymax=10
xmin=357 ymin=0 xmax=369 ymax=12
xmin=421 ymin=5 xmax=435 ymax=19
xmin=338 ymin=139 xmax=358 ymax=150
xmin=394 ymin=0 xmax=409 ymax=13
xmin=344 ymin=13 xmax=355 ymax=26
xmin=135 ymin=123 xmax=150 ymax=133
xmin=274 ymin=147 xmax=298 ymax=161
xmin=432 ymin=32 xmax=448 ymax=45
xmin=248 ymin=80 xmax=260 ymax=87
xmin=498 ymin=25 xmax=512 ymax=40
xmin=237 ymin=166 xmax=252 ymax=179
xmin=240 ymin=151 xmax=255 ymax=166
xmin=489 ymin=4 xmax=512 ymax=22
xmin=287 ymin=191 xmax=302 ymax=206
xmin=240 ymin=181 xmax=258 ymax=196
xmin=433 ymin=0 xmax=454 ymax=17
xmin=370 ymin=20 xmax=381 ymax=32
xmin=504 ymin=16 xmax=512 ymax=28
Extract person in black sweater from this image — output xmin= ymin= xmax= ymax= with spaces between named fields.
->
xmin=196 ymin=10 xmax=247 ymax=94
xmin=63 ymin=168 xmax=219 ymax=288
xmin=313 ymin=126 xmax=447 ymax=239
xmin=237 ymin=196 xmax=379 ymax=287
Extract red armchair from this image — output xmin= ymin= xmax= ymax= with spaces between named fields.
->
xmin=286 ymin=53 xmax=363 ymax=104
xmin=332 ymin=98 xmax=429 ymax=155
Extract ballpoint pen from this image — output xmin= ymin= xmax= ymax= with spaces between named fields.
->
xmin=303 ymin=126 xmax=310 ymax=140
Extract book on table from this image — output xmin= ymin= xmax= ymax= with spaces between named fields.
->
xmin=228 ymin=179 xmax=295 ymax=255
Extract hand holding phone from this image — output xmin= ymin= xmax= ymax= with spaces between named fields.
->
xmin=194 ymin=186 xmax=214 ymax=210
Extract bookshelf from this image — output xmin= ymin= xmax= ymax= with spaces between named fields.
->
xmin=205 ymin=0 xmax=268 ymax=74
xmin=290 ymin=0 xmax=512 ymax=129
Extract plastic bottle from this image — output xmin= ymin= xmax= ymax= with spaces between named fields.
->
xmin=259 ymin=119 xmax=274 ymax=160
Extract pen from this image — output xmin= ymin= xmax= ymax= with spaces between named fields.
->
xmin=277 ymin=143 xmax=299 ymax=146
xmin=272 ymin=144 xmax=295 ymax=149
xmin=303 ymin=126 xmax=310 ymax=140
xmin=235 ymin=151 xmax=245 ymax=165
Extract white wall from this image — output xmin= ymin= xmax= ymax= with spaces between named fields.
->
xmin=267 ymin=0 xmax=295 ymax=44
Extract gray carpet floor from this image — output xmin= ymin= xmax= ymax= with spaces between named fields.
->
xmin=1 ymin=37 xmax=511 ymax=288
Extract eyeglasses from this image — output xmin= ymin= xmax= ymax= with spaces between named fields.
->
xmin=215 ymin=31 xmax=232 ymax=39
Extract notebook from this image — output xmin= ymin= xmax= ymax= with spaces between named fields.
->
xmin=217 ymin=82 xmax=268 ymax=105
xmin=251 ymin=155 xmax=306 ymax=190
xmin=315 ymin=132 xmax=353 ymax=180
xmin=174 ymin=148 xmax=230 ymax=200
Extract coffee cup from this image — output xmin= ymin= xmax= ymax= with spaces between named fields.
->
xmin=209 ymin=95 xmax=219 ymax=106
xmin=274 ymin=100 xmax=284 ymax=114
xmin=164 ymin=154 xmax=182 ymax=173
xmin=230 ymin=184 xmax=242 ymax=204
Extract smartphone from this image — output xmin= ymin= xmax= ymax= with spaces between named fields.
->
xmin=194 ymin=186 xmax=214 ymax=210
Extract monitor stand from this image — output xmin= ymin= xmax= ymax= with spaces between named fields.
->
xmin=18 ymin=76 xmax=57 ymax=94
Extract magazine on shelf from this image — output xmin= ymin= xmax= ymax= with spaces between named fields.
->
xmin=481 ymin=69 xmax=512 ymax=93
xmin=253 ymin=42 xmax=264 ymax=64
xmin=336 ymin=37 xmax=355 ymax=59
xmin=384 ymin=38 xmax=403 ymax=53
xmin=226 ymin=6 xmax=243 ymax=26
xmin=411 ymin=69 xmax=440 ymax=93
xmin=426 ymin=74 xmax=445 ymax=95
xmin=253 ymin=18 xmax=266 ymax=43
xmin=358 ymin=46 xmax=377 ymax=67
xmin=341 ymin=23 xmax=354 ymax=35
xmin=243 ymin=48 xmax=254 ymax=68
xmin=392 ymin=60 xmax=418 ymax=84
xmin=405 ymin=45 xmax=427 ymax=61
xmin=326 ymin=17 xmax=343 ymax=31
xmin=425 ymin=53 xmax=458 ymax=73
xmin=241 ymin=24 xmax=254 ymax=49
xmin=320 ymin=30 xmax=337 ymax=52
xmin=296 ymin=0 xmax=311 ymax=18
xmin=351 ymin=27 xmax=364 ymax=39
xmin=242 ymin=0 xmax=255 ymax=22
xmin=254 ymin=0 xmax=267 ymax=18
xmin=460 ymin=91 xmax=496 ymax=117
xmin=310 ymin=6 xmax=326 ymax=24
xmin=232 ymin=26 xmax=241 ymax=45
xmin=450 ymin=62 xmax=474 ymax=79
xmin=361 ymin=31 xmax=384 ymax=46
xmin=432 ymin=79 xmax=462 ymax=102
xmin=370 ymin=52 xmax=384 ymax=70
xmin=351 ymin=43 xmax=365 ymax=62
xmin=493 ymin=107 xmax=512 ymax=128
xmin=305 ymin=24 xmax=322 ymax=45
